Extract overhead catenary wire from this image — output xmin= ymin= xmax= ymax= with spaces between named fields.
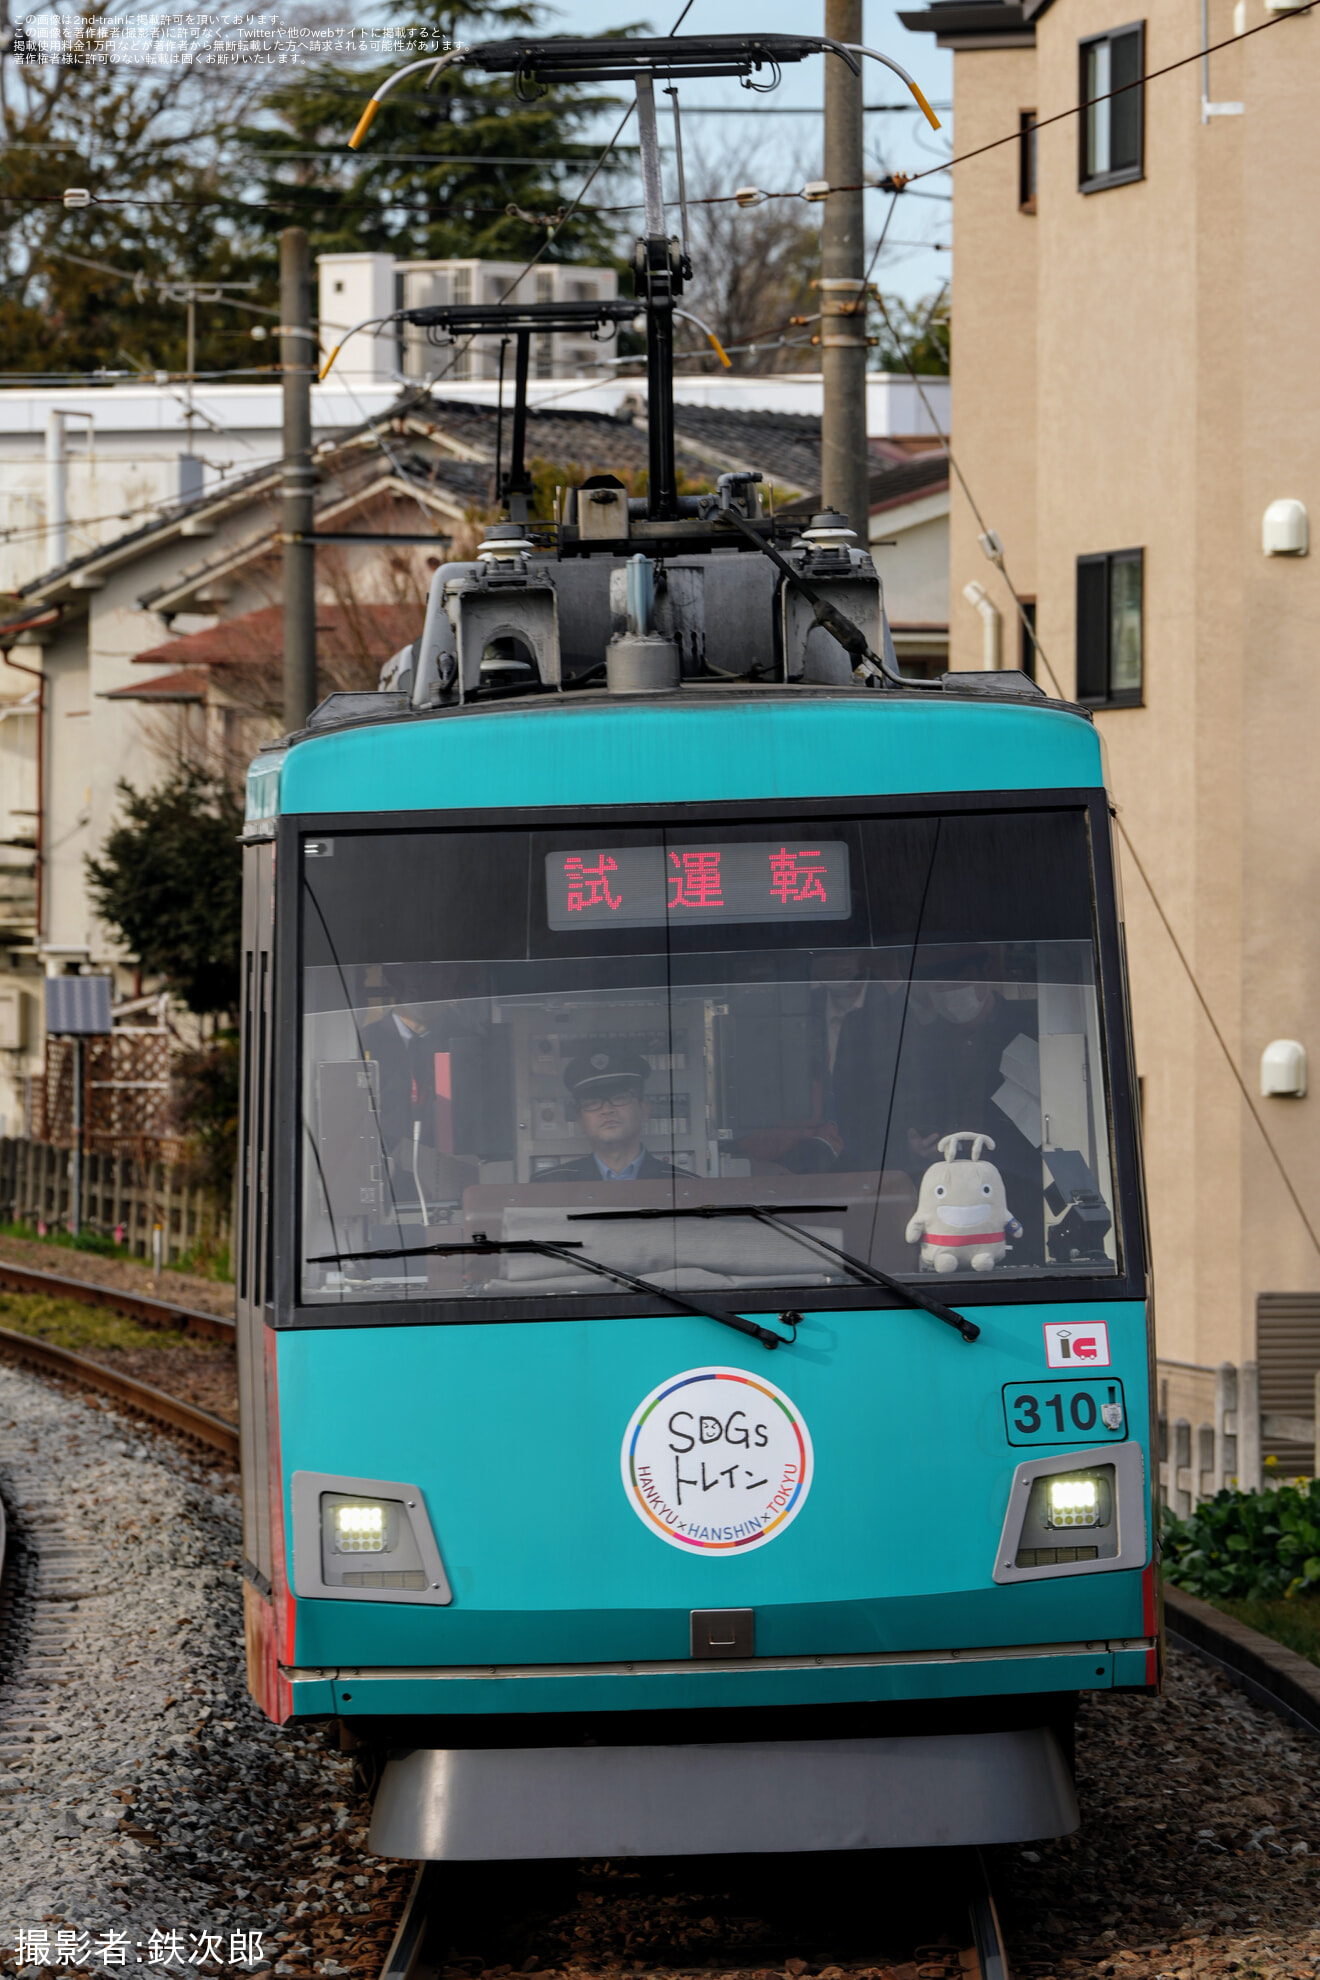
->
xmin=321 ymin=0 xmax=697 ymax=395
xmin=16 ymin=177 xmax=950 ymax=216
xmin=905 ymin=2 xmax=1298 ymax=185
xmin=19 ymin=7 xmax=1301 ymax=234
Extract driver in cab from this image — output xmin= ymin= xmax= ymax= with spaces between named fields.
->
xmin=535 ymin=1049 xmax=680 ymax=1183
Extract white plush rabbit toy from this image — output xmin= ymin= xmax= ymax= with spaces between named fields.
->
xmin=905 ymin=1130 xmax=1023 ymax=1274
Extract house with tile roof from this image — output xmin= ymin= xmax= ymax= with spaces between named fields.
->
xmin=0 ymin=384 xmax=952 ymax=1139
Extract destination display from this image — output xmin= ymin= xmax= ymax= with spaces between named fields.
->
xmin=545 ymin=841 xmax=851 ymax=929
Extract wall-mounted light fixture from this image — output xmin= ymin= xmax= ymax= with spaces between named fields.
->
xmin=1261 ymin=1039 xmax=1307 ymax=1098
xmin=1262 ymin=499 xmax=1308 ymax=557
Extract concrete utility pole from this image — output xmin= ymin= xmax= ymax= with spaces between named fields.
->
xmin=820 ymin=0 xmax=870 ymax=539
xmin=281 ymin=227 xmax=317 ymax=731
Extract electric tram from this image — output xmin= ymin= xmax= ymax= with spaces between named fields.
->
xmin=236 ymin=33 xmax=1157 ymax=1863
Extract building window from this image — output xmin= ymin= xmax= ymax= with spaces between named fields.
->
xmin=1019 ymin=112 xmax=1038 ymax=212
xmin=1019 ymin=598 xmax=1037 ymax=679
xmin=1079 ymin=22 xmax=1144 ymax=192
xmin=1076 ymin=551 xmax=1143 ymax=706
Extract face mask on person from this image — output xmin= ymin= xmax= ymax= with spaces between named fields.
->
xmin=929 ymin=982 xmax=993 ymax=1024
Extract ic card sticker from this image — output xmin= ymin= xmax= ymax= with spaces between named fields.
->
xmin=621 ymin=1366 xmax=813 ymax=1553
xmin=1044 ymin=1320 xmax=1110 ymax=1369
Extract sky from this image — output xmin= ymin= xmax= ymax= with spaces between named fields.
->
xmin=532 ymin=2 xmax=954 ymax=310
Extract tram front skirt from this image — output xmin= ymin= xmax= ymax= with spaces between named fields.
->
xmin=369 ymin=1729 xmax=1079 ymax=1860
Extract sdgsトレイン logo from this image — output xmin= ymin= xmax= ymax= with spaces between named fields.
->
xmin=620 ymin=1366 xmax=813 ymax=1553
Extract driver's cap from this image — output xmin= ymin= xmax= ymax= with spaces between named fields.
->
xmin=563 ymin=1047 xmax=650 ymax=1100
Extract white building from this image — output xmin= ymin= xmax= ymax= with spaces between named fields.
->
xmin=318 ymin=252 xmax=621 ymax=387
xmin=0 ymin=373 xmax=950 ymax=602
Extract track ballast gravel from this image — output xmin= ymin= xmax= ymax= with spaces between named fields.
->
xmin=0 ymin=1363 xmax=410 ymax=1976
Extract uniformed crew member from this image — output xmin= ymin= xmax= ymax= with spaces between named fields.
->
xmin=535 ymin=1048 xmax=680 ymax=1183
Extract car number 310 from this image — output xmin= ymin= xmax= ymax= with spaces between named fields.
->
xmin=1002 ymin=1379 xmax=1127 ymax=1446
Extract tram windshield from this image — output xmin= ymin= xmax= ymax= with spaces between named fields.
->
xmin=299 ymin=810 xmax=1123 ymax=1307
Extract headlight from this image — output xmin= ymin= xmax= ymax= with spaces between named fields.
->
xmin=1012 ymin=1464 xmax=1114 ymax=1569
xmin=992 ymin=1443 xmax=1147 ymax=1585
xmin=331 ymin=1502 xmax=388 ymax=1552
xmin=319 ymin=1492 xmax=425 ymax=1589
xmin=291 ymin=1470 xmax=453 ymax=1606
xmin=1047 ymin=1477 xmax=1100 ymax=1528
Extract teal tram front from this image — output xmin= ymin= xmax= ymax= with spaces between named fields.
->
xmin=235 ymin=32 xmax=1156 ymax=1861
xmin=236 ymin=645 xmax=1157 ymax=1862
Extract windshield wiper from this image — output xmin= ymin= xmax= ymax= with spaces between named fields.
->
xmin=307 ymin=1234 xmax=792 ymax=1351
xmin=568 ymin=1204 xmax=980 ymax=1344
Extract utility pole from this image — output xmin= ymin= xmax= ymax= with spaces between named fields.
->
xmin=634 ymin=73 xmax=680 ymax=520
xmin=280 ymin=227 xmax=317 ymax=731
xmin=820 ymin=0 xmax=870 ymax=539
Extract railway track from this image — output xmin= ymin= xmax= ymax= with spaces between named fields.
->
xmin=0 ymin=1254 xmax=238 ymax=1460
xmin=378 ymin=1846 xmax=1011 ymax=1980
xmin=0 ymin=1253 xmax=234 ymax=1341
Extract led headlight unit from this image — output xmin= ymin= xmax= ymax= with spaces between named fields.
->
xmin=1047 ymin=1477 xmax=1100 ymax=1528
xmin=332 ymin=1501 xmax=389 ymax=1551
xmin=992 ymin=1442 xmax=1147 ymax=1584
xmin=292 ymin=1472 xmax=453 ymax=1605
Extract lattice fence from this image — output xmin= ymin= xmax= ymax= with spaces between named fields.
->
xmin=34 ymin=1029 xmax=175 ymax=1155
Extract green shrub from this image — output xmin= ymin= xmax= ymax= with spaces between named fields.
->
xmin=1162 ymin=1478 xmax=1320 ymax=1601
xmin=169 ymin=1236 xmax=233 ymax=1284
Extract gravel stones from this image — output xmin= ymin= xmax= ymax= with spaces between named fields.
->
xmin=0 ymin=1364 xmax=410 ymax=1975
xmin=993 ymin=1647 xmax=1320 ymax=1980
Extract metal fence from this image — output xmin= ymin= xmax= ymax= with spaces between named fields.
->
xmin=0 ymin=1137 xmax=230 ymax=1265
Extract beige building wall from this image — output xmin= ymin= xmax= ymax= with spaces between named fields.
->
xmin=945 ymin=45 xmax=1037 ymax=674
xmin=929 ymin=0 xmax=1320 ymax=1398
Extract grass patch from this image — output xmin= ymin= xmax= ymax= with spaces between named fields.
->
xmin=0 ymin=1218 xmax=121 ymax=1257
xmin=1212 ymin=1593 xmax=1320 ymax=1670
xmin=0 ymin=1290 xmax=197 ymax=1356
xmin=0 ymin=1218 xmax=234 ymax=1284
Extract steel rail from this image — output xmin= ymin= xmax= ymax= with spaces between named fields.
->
xmin=376 ymin=1853 xmax=1010 ymax=1980
xmin=0 ymin=1255 xmax=234 ymax=1342
xmin=0 ymin=1322 xmax=238 ymax=1461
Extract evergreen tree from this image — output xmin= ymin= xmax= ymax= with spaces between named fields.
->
xmin=0 ymin=2 xmax=633 ymax=376
xmin=0 ymin=3 xmax=278 ymax=375
xmin=241 ymin=1 xmax=628 ymax=267
xmin=85 ymin=768 xmax=244 ymax=1017
xmin=871 ymin=286 xmax=950 ymax=377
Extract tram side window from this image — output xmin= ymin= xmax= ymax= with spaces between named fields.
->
xmin=298 ymin=811 xmax=1123 ymax=1307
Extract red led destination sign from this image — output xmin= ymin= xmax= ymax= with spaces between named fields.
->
xmin=546 ymin=842 xmax=851 ymax=930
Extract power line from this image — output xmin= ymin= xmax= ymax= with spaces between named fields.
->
xmin=907 ymin=3 xmax=1299 ymax=185
xmin=645 ymin=100 xmax=951 ymax=115
xmin=867 ymin=297 xmax=1320 ymax=1268
xmin=14 ymin=177 xmax=953 ymax=222
xmin=357 ymin=0 xmax=697 ymax=416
